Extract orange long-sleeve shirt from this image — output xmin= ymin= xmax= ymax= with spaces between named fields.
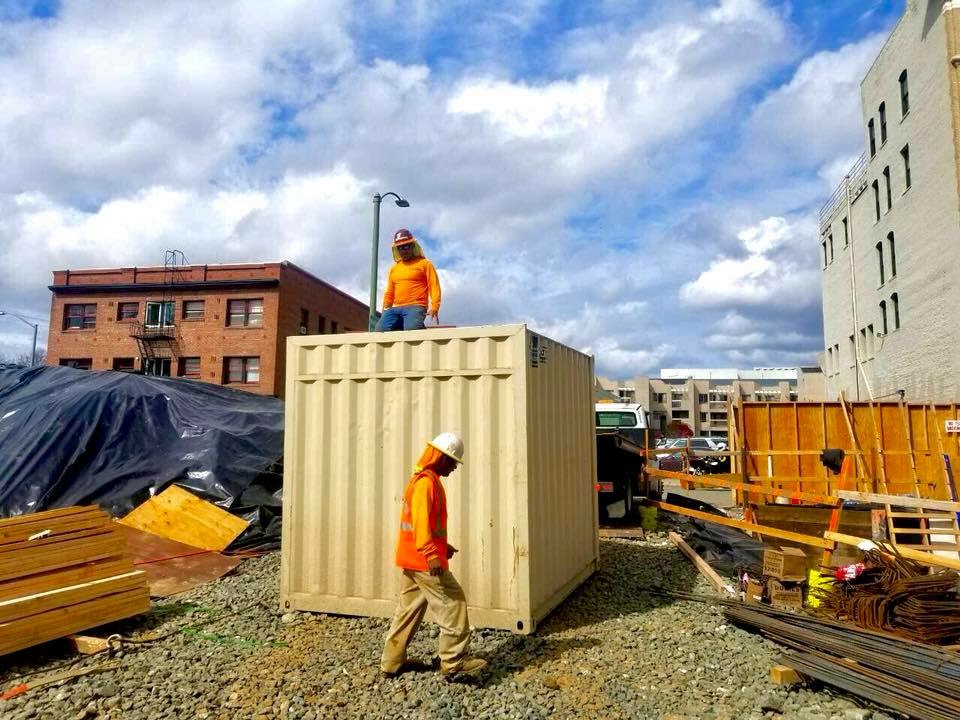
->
xmin=382 ymin=258 xmax=441 ymax=312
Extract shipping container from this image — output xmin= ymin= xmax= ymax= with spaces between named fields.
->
xmin=279 ymin=324 xmax=598 ymax=633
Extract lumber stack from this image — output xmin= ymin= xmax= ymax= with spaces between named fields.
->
xmin=0 ymin=506 xmax=150 ymax=656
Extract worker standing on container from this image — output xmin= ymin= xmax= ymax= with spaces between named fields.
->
xmin=380 ymin=432 xmax=487 ymax=678
xmin=375 ymin=228 xmax=441 ymax=331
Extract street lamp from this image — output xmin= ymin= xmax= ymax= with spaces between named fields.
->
xmin=369 ymin=192 xmax=410 ymax=331
xmin=0 ymin=310 xmax=40 ymax=366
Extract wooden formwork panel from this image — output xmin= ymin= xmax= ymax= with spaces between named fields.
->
xmin=732 ymin=402 xmax=960 ymax=500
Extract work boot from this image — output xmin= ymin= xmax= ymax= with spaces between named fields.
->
xmin=441 ymin=657 xmax=487 ymax=677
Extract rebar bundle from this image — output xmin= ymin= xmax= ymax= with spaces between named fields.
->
xmin=813 ymin=549 xmax=960 ymax=644
xmin=725 ymin=603 xmax=960 ymax=720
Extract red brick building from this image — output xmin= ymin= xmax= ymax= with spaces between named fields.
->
xmin=46 ymin=261 xmax=369 ymax=398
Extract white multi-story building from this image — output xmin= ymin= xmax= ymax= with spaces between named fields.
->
xmin=597 ymin=368 xmax=825 ymax=437
xmin=819 ymin=1 xmax=960 ymax=401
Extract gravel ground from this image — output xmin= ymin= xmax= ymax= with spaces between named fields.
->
xmin=1 ymin=536 xmax=895 ymax=720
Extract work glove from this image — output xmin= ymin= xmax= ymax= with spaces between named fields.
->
xmin=427 ymin=309 xmax=439 ymax=324
xmin=427 ymin=557 xmax=443 ymax=576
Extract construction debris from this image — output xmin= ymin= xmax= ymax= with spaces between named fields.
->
xmin=725 ymin=602 xmax=960 ymax=720
xmin=0 ymin=506 xmax=149 ymax=656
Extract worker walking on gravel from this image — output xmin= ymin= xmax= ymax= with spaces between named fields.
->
xmin=380 ymin=432 xmax=487 ymax=678
xmin=375 ymin=228 xmax=441 ymax=331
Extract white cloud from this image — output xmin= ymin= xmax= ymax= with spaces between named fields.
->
xmin=0 ymin=1 xmax=860 ymax=375
xmin=743 ymin=32 xmax=886 ymax=177
xmin=679 ymin=216 xmax=821 ymax=308
xmin=0 ymin=0 xmax=353 ymax=203
xmin=447 ymin=76 xmax=609 ymax=140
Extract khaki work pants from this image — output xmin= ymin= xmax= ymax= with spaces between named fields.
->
xmin=380 ymin=569 xmax=471 ymax=673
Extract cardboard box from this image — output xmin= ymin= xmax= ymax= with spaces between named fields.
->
xmin=768 ymin=579 xmax=804 ymax=610
xmin=763 ymin=546 xmax=808 ymax=580
xmin=744 ymin=578 xmax=765 ymax=604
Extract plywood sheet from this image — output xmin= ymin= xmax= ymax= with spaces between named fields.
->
xmin=735 ymin=402 xmax=959 ymax=500
xmin=117 ymin=525 xmax=244 ymax=597
xmin=119 ymin=485 xmax=248 ymax=552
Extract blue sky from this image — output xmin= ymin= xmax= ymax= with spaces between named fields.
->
xmin=0 ymin=0 xmax=904 ymax=376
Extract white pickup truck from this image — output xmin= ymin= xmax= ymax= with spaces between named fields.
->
xmin=595 ymin=403 xmax=660 ymax=520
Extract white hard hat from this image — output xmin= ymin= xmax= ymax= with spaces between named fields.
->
xmin=428 ymin=432 xmax=465 ymax=464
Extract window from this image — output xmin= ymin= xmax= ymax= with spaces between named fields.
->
xmin=653 ymin=393 xmax=665 ymax=403
xmin=891 ymin=292 xmax=900 ymax=330
xmin=860 ymin=328 xmax=867 ymax=360
xmin=182 ymin=300 xmax=204 ymax=321
xmin=672 ymin=410 xmax=689 ymax=419
xmin=822 ymin=240 xmax=828 ymax=269
xmin=596 ymin=412 xmax=637 ymax=428
xmin=225 ymin=356 xmax=260 ymax=384
xmin=64 ymin=304 xmax=96 ymax=330
xmin=144 ymin=358 xmax=171 ymax=377
xmin=876 ymin=241 xmax=885 ymax=285
xmin=698 ymin=394 xmax=708 ymax=403
xmin=887 ymin=232 xmax=897 ymax=278
xmin=179 ymin=357 xmax=201 ymax=379
xmin=880 ymin=300 xmax=888 ymax=335
xmin=227 ymin=299 xmax=263 ymax=327
xmin=299 ymin=308 xmax=309 ymax=334
xmin=789 ymin=392 xmax=798 ymax=402
xmin=849 ymin=335 xmax=856 ymax=368
xmin=867 ymin=324 xmax=875 ymax=358
xmin=117 ymin=302 xmax=138 ymax=321
xmin=899 ymin=69 xmax=909 ymax=116
xmin=317 ymin=315 xmax=327 ymax=334
xmin=330 ymin=320 xmax=338 ymax=334
xmin=828 ymin=233 xmax=834 ymax=262
xmin=833 ymin=343 xmax=839 ymax=371
xmin=883 ymin=166 xmax=892 ymax=210
xmin=827 ymin=347 xmax=834 ymax=374
xmin=112 ymin=357 xmax=135 ymax=372
xmin=842 ymin=217 xmax=849 ymax=247
xmin=872 ymin=180 xmax=880 ymax=221
xmin=700 ymin=412 xmax=708 ymax=423
xmin=868 ymin=119 xmax=876 ymax=157
xmin=60 ymin=358 xmax=92 ymax=370
xmin=145 ymin=301 xmax=174 ymax=328
xmin=901 ymin=144 xmax=911 ymax=189
xmin=879 ymin=102 xmax=887 ymax=144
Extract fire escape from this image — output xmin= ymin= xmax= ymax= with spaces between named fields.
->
xmin=129 ymin=250 xmax=186 ymax=375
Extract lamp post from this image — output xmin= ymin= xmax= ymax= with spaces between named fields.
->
xmin=369 ymin=192 xmax=410 ymax=331
xmin=0 ymin=310 xmax=39 ymax=366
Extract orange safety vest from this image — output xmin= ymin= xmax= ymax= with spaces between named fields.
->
xmin=395 ymin=469 xmax=448 ymax=571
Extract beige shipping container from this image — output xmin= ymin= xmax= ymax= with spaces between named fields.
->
xmin=280 ymin=324 xmax=598 ymax=633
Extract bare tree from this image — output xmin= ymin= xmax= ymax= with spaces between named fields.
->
xmin=0 ymin=348 xmax=47 ymax=366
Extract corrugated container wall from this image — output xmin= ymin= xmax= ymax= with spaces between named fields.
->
xmin=280 ymin=324 xmax=598 ymax=633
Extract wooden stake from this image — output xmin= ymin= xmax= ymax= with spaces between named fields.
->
xmin=653 ymin=501 xmax=834 ymax=549
xmin=668 ymin=532 xmax=736 ymax=596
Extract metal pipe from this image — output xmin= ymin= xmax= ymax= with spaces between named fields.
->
xmin=368 ymin=194 xmax=382 ymax=331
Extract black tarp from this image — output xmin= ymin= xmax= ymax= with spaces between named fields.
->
xmin=0 ymin=364 xmax=284 ymax=550
xmin=663 ymin=493 xmax=765 ymax=575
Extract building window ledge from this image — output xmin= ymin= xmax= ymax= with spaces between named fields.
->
xmin=899 ymin=110 xmax=909 ymax=123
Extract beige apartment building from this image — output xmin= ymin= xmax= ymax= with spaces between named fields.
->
xmin=597 ymin=368 xmax=825 ymax=437
xmin=819 ymin=1 xmax=960 ymax=402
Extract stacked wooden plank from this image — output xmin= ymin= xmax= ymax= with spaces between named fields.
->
xmin=0 ymin=506 xmax=149 ymax=656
